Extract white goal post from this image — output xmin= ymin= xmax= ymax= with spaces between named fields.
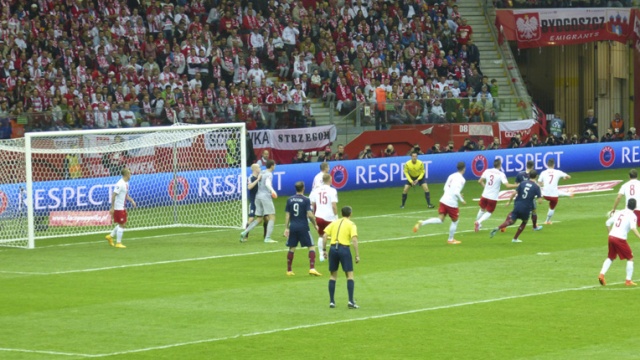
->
xmin=0 ymin=124 xmax=247 ymax=249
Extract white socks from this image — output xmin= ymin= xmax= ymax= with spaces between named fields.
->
xmin=448 ymin=221 xmax=458 ymax=241
xmin=600 ymin=258 xmax=612 ymax=275
xmin=476 ymin=209 xmax=485 ymax=221
xmin=421 ymin=218 xmax=443 ymax=226
xmin=478 ymin=211 xmax=492 ymax=224
xmin=318 ymin=237 xmax=325 ymax=261
xmin=116 ymin=226 xmax=124 ymax=243
xmin=110 ymin=225 xmax=118 ymax=238
xmin=627 ymin=261 xmax=634 ymax=281
xmin=546 ymin=209 xmax=555 ymax=222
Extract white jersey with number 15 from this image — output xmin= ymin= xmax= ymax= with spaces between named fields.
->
xmin=309 ymin=184 xmax=338 ymax=221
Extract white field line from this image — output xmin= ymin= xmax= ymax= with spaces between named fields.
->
xmin=0 ymin=347 xmax=93 ymax=358
xmin=29 ymin=191 xmax=611 ymax=250
xmin=0 ymin=280 xmax=623 ymax=358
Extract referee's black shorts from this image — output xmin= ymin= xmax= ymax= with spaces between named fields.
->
xmin=406 ymin=175 xmax=427 ymax=186
xmin=328 ymin=244 xmax=354 ymax=272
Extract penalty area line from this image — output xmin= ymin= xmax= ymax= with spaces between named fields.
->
xmin=82 ymin=281 xmax=624 ymax=358
xmin=0 ymin=347 xmax=93 ymax=358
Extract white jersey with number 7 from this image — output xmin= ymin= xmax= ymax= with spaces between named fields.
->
xmin=538 ymin=168 xmax=568 ymax=197
xmin=619 ymin=179 xmax=640 ymax=204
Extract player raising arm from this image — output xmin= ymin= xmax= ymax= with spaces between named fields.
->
xmin=490 ymin=170 xmax=542 ymax=243
xmin=599 ymin=198 xmax=640 ymax=287
xmin=106 ymin=168 xmax=136 ymax=248
xmin=413 ymin=162 xmax=466 ymax=245
xmin=284 ymin=181 xmax=321 ymax=276
xmin=475 ymin=158 xmax=517 ymax=232
xmin=401 ymin=152 xmax=434 ymax=209
xmin=538 ymin=158 xmax=573 ymax=225
xmin=610 ymin=169 xmax=640 ymax=224
xmin=309 ymin=173 xmax=338 ymax=262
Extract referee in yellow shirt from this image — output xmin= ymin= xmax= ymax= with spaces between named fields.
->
xmin=401 ymin=151 xmax=435 ymax=209
xmin=322 ymin=206 xmax=360 ymax=309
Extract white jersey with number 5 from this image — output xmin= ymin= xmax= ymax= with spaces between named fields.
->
xmin=480 ymin=168 xmax=508 ymax=200
xmin=309 ymin=184 xmax=338 ymax=221
xmin=113 ymin=178 xmax=129 ymax=210
xmin=607 ymin=209 xmax=637 ymax=240
xmin=440 ymin=172 xmax=466 ymax=208
xmin=538 ymin=168 xmax=568 ymax=197
xmin=619 ymin=179 xmax=640 ymax=204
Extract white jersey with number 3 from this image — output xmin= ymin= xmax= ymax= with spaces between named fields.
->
xmin=538 ymin=168 xmax=568 ymax=197
xmin=607 ymin=209 xmax=637 ymax=240
xmin=480 ymin=168 xmax=508 ymax=200
xmin=113 ymin=178 xmax=129 ymax=210
xmin=440 ymin=172 xmax=465 ymax=208
xmin=309 ymin=184 xmax=338 ymax=221
xmin=619 ymin=179 xmax=640 ymax=204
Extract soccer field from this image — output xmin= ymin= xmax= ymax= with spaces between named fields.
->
xmin=1 ymin=167 xmax=639 ymax=359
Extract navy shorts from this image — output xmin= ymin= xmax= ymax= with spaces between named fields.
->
xmin=510 ymin=207 xmax=531 ymax=222
xmin=286 ymin=230 xmax=314 ymax=248
xmin=406 ymin=176 xmax=427 ymax=186
xmin=328 ymin=244 xmax=354 ymax=273
xmin=248 ymin=200 xmax=256 ymax=217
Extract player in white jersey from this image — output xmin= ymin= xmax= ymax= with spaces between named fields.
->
xmin=537 ymin=158 xmax=573 ymax=224
xmin=312 ymin=162 xmax=330 ymax=190
xmin=309 ymin=173 xmax=338 ymax=261
xmin=598 ymin=198 xmax=640 ymax=287
xmin=106 ymin=168 xmax=136 ymax=248
xmin=475 ymin=158 xmax=516 ymax=232
xmin=413 ymin=162 xmax=466 ymax=245
xmin=610 ymin=169 xmax=640 ymax=226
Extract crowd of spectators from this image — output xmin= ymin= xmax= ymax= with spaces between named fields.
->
xmin=0 ymin=0 xmax=497 ymax=139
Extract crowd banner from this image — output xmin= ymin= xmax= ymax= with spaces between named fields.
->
xmin=0 ymin=141 xmax=637 ymax=220
xmin=495 ymin=8 xmax=635 ymax=48
xmin=498 ymin=119 xmax=539 ymax=145
xmin=205 ymin=125 xmax=336 ymax=151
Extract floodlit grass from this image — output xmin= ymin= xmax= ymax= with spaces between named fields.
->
xmin=0 ymin=167 xmax=639 ymax=359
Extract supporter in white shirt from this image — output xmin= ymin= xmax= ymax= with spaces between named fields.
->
xmin=188 ymin=73 xmax=203 ymax=90
xmin=119 ymin=102 xmax=137 ymax=127
xmin=247 ymin=63 xmax=266 ymax=87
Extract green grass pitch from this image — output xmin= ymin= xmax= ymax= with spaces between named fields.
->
xmin=1 ymin=167 xmax=639 ymax=359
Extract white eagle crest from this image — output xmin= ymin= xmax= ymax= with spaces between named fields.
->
xmin=516 ymin=15 xmax=539 ymax=40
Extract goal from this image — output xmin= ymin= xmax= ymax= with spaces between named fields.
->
xmin=0 ymin=124 xmax=247 ymax=249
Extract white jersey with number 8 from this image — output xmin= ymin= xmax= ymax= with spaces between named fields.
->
xmin=309 ymin=184 xmax=338 ymax=221
xmin=618 ymin=179 xmax=640 ymax=204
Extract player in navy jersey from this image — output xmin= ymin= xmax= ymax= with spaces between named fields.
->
xmin=284 ymin=181 xmax=321 ymax=276
xmin=490 ymin=170 xmax=542 ymax=243
xmin=241 ymin=164 xmax=262 ymax=242
xmin=502 ymin=160 xmax=542 ymax=232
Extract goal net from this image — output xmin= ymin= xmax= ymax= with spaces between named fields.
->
xmin=0 ymin=124 xmax=247 ymax=249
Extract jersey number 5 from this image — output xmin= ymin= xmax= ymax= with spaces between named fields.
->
xmin=615 ymin=213 xmax=624 ymax=227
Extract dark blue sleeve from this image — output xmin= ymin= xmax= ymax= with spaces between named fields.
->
xmin=285 ymin=198 xmax=292 ymax=213
xmin=304 ymin=197 xmax=311 ymax=213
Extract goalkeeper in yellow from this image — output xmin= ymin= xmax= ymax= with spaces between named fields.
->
xmin=401 ymin=152 xmax=435 ymax=209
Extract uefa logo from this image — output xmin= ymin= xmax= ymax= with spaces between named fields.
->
xmin=168 ymin=176 xmax=190 ymax=201
xmin=330 ymin=165 xmax=349 ymax=189
xmin=599 ymin=146 xmax=615 ymax=168
xmin=471 ymin=155 xmax=488 ymax=177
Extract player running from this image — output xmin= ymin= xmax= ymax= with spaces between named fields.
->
xmin=490 ymin=170 xmax=542 ymax=243
xmin=599 ymin=198 xmax=640 ymax=286
xmin=413 ymin=162 xmax=466 ymax=245
xmin=538 ymin=158 xmax=573 ymax=224
xmin=610 ymin=169 xmax=640 ymax=225
xmin=501 ymin=160 xmax=542 ymax=232
xmin=284 ymin=181 xmax=321 ymax=276
xmin=401 ymin=152 xmax=435 ymax=209
xmin=309 ymin=173 xmax=338 ymax=262
xmin=106 ymin=168 xmax=136 ymax=248
xmin=475 ymin=158 xmax=517 ymax=232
